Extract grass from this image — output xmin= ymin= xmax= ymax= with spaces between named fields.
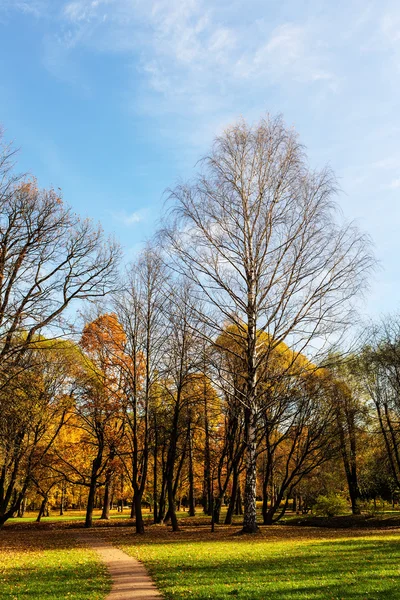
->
xmin=3 ymin=509 xmax=134 ymax=523
xmin=0 ymin=530 xmax=111 ymax=599
xmin=3 ymin=513 xmax=400 ymax=599
xmin=112 ymin=525 xmax=400 ymax=600
xmin=4 ymin=507 xmax=201 ymax=524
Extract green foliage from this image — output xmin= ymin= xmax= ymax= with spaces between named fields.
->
xmin=359 ymin=498 xmax=385 ymax=517
xmin=312 ymin=494 xmax=349 ymax=517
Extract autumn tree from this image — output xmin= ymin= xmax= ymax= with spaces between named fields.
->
xmin=357 ymin=318 xmax=400 ymax=492
xmin=158 ymin=281 xmax=202 ymax=531
xmin=327 ymin=356 xmax=369 ymax=515
xmin=0 ymin=340 xmax=77 ymax=525
xmin=114 ymin=246 xmax=167 ymax=533
xmin=162 ymin=114 xmax=373 ymax=532
xmin=51 ymin=314 xmax=126 ymax=528
xmin=79 ymin=313 xmax=126 ymax=528
xmin=0 ymin=130 xmax=120 ymax=525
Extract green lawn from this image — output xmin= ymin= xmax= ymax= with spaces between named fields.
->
xmin=0 ymin=531 xmax=111 ymax=599
xmin=3 ymin=509 xmax=134 ymax=523
xmin=4 ymin=508 xmax=200 ymax=524
xmin=118 ymin=530 xmax=400 ymax=599
xmin=3 ymin=519 xmax=400 ymax=599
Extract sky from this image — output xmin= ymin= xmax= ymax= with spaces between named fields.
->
xmin=0 ymin=0 xmax=399 ymax=320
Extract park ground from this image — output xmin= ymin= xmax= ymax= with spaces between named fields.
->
xmin=2 ymin=510 xmax=400 ymax=599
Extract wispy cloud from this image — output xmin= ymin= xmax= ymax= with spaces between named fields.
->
xmin=39 ymin=0 xmax=338 ymax=120
xmin=110 ymin=209 xmax=146 ymax=227
xmin=238 ymin=22 xmax=335 ymax=85
xmin=387 ymin=177 xmax=400 ymax=189
xmin=0 ymin=0 xmax=49 ymax=17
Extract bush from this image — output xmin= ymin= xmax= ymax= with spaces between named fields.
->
xmin=359 ymin=498 xmax=384 ymax=517
xmin=312 ymin=494 xmax=348 ymax=517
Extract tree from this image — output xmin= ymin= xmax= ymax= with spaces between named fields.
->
xmin=78 ymin=313 xmax=126 ymax=528
xmin=0 ymin=339 xmax=76 ymax=525
xmin=158 ymin=281 xmax=201 ymax=531
xmin=0 ymin=130 xmax=120 ymax=526
xmin=114 ymin=246 xmax=167 ymax=533
xmin=358 ymin=318 xmax=400 ymax=491
xmin=162 ymin=114 xmax=373 ymax=532
xmin=0 ymin=143 xmax=120 ymax=382
xmin=328 ymin=358 xmax=368 ymax=515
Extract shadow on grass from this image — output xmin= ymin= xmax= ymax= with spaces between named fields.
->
xmin=283 ymin=514 xmax=400 ymax=529
xmin=128 ymin=537 xmax=400 ymax=599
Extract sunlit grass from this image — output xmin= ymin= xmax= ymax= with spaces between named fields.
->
xmin=0 ymin=534 xmax=110 ymax=599
xmin=5 ymin=508 xmax=215 ymax=524
xmin=119 ymin=532 xmax=400 ymax=599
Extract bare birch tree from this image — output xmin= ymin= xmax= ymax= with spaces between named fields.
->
xmin=161 ymin=114 xmax=373 ymax=533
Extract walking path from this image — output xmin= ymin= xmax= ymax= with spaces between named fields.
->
xmin=79 ymin=535 xmax=162 ymax=600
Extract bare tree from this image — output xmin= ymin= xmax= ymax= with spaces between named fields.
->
xmin=162 ymin=114 xmax=373 ymax=533
xmin=0 ymin=133 xmax=120 ymax=383
xmin=114 ymin=246 xmax=168 ymax=533
xmin=159 ymin=281 xmax=202 ymax=531
xmin=0 ymin=130 xmax=120 ymax=526
xmin=357 ymin=317 xmax=400 ymax=491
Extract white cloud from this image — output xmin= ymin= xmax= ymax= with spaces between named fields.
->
xmin=40 ymin=0 xmax=337 ymax=118
xmin=387 ymin=177 xmax=400 ymax=189
xmin=240 ymin=23 xmax=335 ymax=84
xmin=381 ymin=10 xmax=400 ymax=45
xmin=110 ymin=209 xmax=145 ymax=226
xmin=0 ymin=0 xmax=47 ymax=15
xmin=373 ymin=157 xmax=400 ymax=169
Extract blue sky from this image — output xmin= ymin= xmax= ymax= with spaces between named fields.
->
xmin=0 ymin=0 xmax=399 ymax=319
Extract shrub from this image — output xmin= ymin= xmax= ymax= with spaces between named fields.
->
xmin=312 ymin=494 xmax=348 ymax=517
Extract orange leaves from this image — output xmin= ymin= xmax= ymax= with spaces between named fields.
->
xmin=81 ymin=313 xmax=126 ymax=355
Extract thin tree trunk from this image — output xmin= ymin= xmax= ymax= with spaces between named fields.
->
xmin=36 ymin=496 xmax=47 ymax=523
xmin=134 ymin=490 xmax=144 ymax=534
xmin=225 ymin=466 xmax=239 ymax=525
xmin=85 ymin=450 xmax=102 ymax=528
xmin=203 ymin=380 xmax=212 ymax=515
xmin=101 ymin=473 xmax=112 ymax=520
xmin=167 ymin=478 xmax=178 ymax=531
xmin=153 ymin=421 xmax=158 ymax=523
xmin=235 ymin=483 xmax=243 ymax=515
xmin=188 ymin=423 xmax=195 ymax=517
xmin=60 ymin=482 xmax=65 ymax=516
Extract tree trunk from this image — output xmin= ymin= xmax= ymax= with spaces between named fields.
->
xmin=203 ymin=384 xmax=212 ymax=515
xmin=134 ymin=490 xmax=144 ymax=534
xmin=235 ymin=483 xmax=243 ymax=515
xmin=18 ymin=496 xmax=26 ymax=518
xmin=85 ymin=481 xmax=96 ymax=528
xmin=225 ymin=466 xmax=239 ymax=525
xmin=60 ymin=483 xmax=65 ymax=516
xmin=188 ymin=424 xmax=196 ymax=517
xmin=101 ymin=473 xmax=112 ymax=520
xmin=212 ymin=497 xmax=222 ymax=524
xmin=242 ymin=408 xmax=258 ymax=533
xmin=85 ymin=451 xmax=102 ymax=528
xmin=36 ymin=496 xmax=47 ymax=523
xmin=157 ymin=476 xmax=167 ymax=523
xmin=167 ymin=478 xmax=178 ymax=531
xmin=153 ymin=423 xmax=159 ymax=524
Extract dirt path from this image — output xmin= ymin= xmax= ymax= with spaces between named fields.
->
xmin=79 ymin=535 xmax=162 ymax=600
